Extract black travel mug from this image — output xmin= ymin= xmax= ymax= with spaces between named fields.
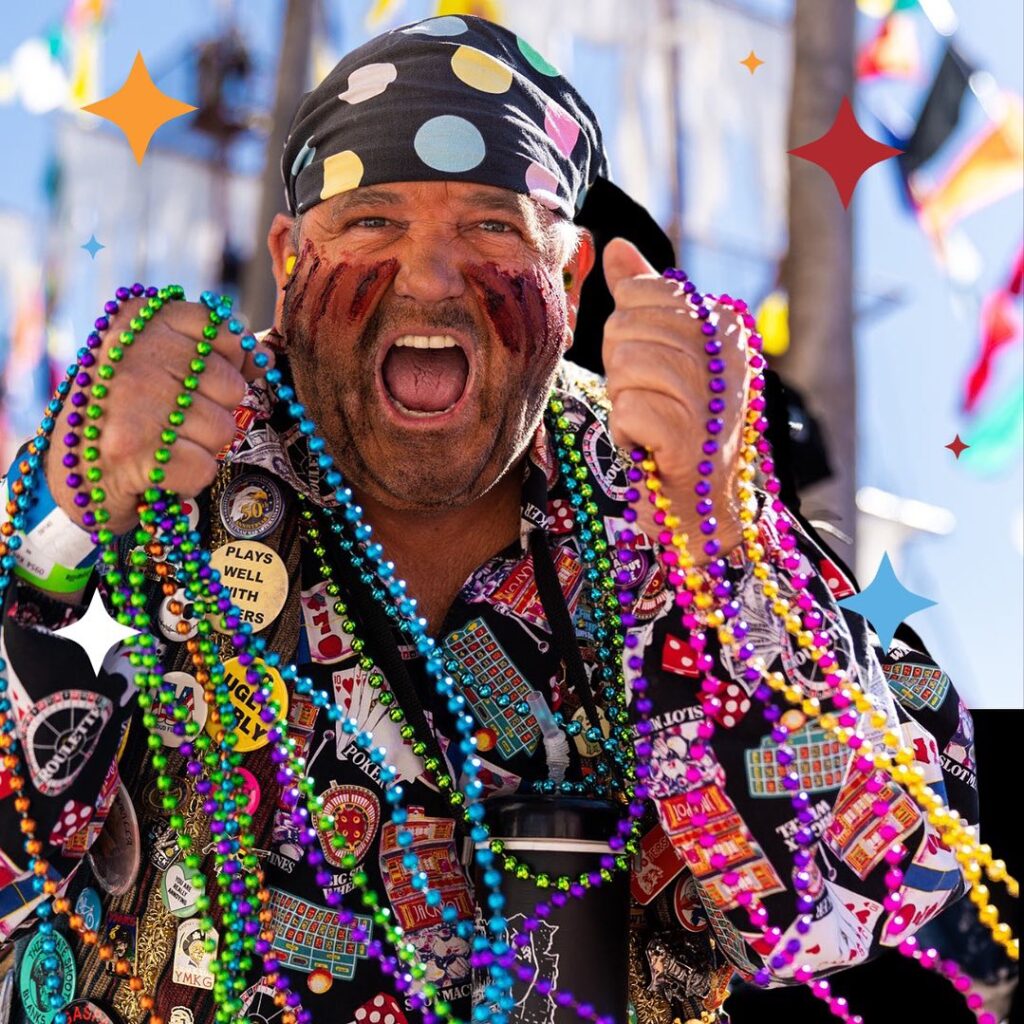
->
xmin=472 ymin=796 xmax=630 ymax=1024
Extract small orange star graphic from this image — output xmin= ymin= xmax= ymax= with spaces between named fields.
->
xmin=740 ymin=50 xmax=765 ymax=74
xmin=82 ymin=52 xmax=196 ymax=164
xmin=945 ymin=434 xmax=970 ymax=459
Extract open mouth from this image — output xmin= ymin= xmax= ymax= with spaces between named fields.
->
xmin=379 ymin=334 xmax=472 ymax=417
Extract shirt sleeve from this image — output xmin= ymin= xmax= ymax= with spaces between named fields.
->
xmin=631 ymin=497 xmax=979 ymax=985
xmin=0 ymin=576 xmax=136 ymax=944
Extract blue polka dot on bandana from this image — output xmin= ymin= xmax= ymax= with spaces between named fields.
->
xmin=414 ymin=115 xmax=486 ymax=173
xmin=402 ymin=15 xmax=468 ymax=36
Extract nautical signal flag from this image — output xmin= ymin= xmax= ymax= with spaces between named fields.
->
xmin=898 ymin=44 xmax=974 ymax=179
xmin=857 ymin=12 xmax=921 ymax=82
xmin=915 ymin=94 xmax=1024 ymax=239
xmin=963 ymin=245 xmax=1023 ymax=413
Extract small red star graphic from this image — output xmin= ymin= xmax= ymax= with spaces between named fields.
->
xmin=740 ymin=50 xmax=765 ymax=74
xmin=945 ymin=434 xmax=970 ymax=459
xmin=82 ymin=52 xmax=196 ymax=164
xmin=787 ymin=96 xmax=903 ymax=208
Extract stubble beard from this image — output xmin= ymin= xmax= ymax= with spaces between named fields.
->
xmin=282 ymin=301 xmax=560 ymax=514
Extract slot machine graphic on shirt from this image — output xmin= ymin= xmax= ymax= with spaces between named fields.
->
xmin=378 ymin=808 xmax=475 ymax=934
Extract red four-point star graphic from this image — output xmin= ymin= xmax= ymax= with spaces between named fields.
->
xmin=945 ymin=434 xmax=970 ymax=459
xmin=788 ymin=96 xmax=903 ymax=208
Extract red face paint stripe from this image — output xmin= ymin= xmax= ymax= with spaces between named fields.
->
xmin=465 ymin=262 xmax=565 ymax=359
xmin=311 ymin=261 xmax=351 ymax=333
xmin=348 ymin=258 xmax=399 ymax=323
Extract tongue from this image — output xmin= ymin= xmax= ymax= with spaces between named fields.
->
xmin=382 ymin=346 xmax=469 ymax=413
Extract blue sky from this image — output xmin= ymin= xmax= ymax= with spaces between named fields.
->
xmin=1 ymin=0 xmax=1021 ymax=705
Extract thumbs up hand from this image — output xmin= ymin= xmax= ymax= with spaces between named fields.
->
xmin=601 ymin=238 xmax=750 ymax=562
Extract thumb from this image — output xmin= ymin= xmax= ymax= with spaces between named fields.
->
xmin=602 ymin=237 xmax=659 ymax=297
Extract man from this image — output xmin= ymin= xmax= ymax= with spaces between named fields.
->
xmin=0 ymin=15 xmax=979 ymax=1024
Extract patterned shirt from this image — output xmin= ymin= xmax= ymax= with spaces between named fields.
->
xmin=0 ymin=358 xmax=978 ymax=1024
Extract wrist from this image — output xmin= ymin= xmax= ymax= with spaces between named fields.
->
xmin=3 ymin=448 xmax=101 ymax=596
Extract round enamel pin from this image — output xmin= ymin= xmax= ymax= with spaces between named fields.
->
xmin=161 ymin=862 xmax=206 ymax=918
xmin=237 ymin=767 xmax=261 ymax=815
xmin=206 ymin=657 xmax=288 ymax=753
xmin=219 ymin=474 xmax=283 ymax=540
xmin=209 ymin=540 xmax=288 ymax=634
xmin=74 ymin=886 xmax=104 ymax=933
xmin=19 ymin=930 xmax=76 ymax=1024
xmin=157 ymin=586 xmax=201 ymax=642
xmin=152 ymin=672 xmax=207 ymax=749
xmin=59 ymin=1001 xmax=121 ymax=1023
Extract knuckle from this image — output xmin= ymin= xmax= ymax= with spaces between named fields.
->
xmin=210 ymin=406 xmax=238 ymax=450
xmin=100 ymin=418 xmax=141 ymax=463
xmin=612 ymin=388 xmax=642 ymax=422
xmin=225 ymin=371 xmax=247 ymax=408
xmin=603 ymin=339 xmax=629 ymax=377
xmin=178 ymin=452 xmax=220 ymax=493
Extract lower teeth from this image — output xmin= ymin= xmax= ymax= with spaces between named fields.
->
xmin=391 ymin=397 xmax=457 ymax=417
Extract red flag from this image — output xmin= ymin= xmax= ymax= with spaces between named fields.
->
xmin=857 ymin=13 xmax=920 ymax=81
xmin=964 ymin=245 xmax=1024 ymax=412
xmin=1008 ymin=246 xmax=1024 ymax=296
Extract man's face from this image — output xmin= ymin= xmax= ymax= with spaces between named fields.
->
xmin=276 ymin=180 xmax=587 ymax=513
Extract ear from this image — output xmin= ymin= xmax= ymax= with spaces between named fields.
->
xmin=563 ymin=227 xmax=596 ymax=345
xmin=269 ymin=212 xmax=298 ymax=287
xmin=268 ymin=212 xmax=298 ymax=327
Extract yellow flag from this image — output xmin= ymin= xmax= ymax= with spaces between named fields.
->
xmin=434 ymin=0 xmax=505 ymax=22
xmin=857 ymin=0 xmax=896 ymax=16
xmin=366 ymin=0 xmax=405 ymax=27
xmin=755 ymin=291 xmax=790 ymax=357
xmin=917 ymin=95 xmax=1024 ymax=238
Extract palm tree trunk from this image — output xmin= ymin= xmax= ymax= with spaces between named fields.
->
xmin=242 ymin=0 xmax=315 ymax=330
xmin=777 ymin=0 xmax=858 ymax=560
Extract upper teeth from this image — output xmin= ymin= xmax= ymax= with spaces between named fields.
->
xmin=393 ymin=335 xmax=458 ymax=350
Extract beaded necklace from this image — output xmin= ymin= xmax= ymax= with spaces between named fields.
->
xmin=0 ymin=273 xmax=1014 ymax=1024
xmin=291 ymin=390 xmax=646 ymax=890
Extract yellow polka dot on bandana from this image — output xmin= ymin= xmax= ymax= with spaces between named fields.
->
xmin=320 ymin=150 xmax=364 ymax=200
xmin=450 ymin=45 xmax=513 ymax=94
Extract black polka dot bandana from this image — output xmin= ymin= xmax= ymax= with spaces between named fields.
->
xmin=280 ymin=14 xmax=608 ymax=220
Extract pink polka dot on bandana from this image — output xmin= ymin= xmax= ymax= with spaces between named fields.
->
xmin=544 ymin=99 xmax=580 ymax=159
xmin=525 ymin=161 xmax=561 ymax=209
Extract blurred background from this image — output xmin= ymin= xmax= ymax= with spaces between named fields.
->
xmin=1 ymin=0 xmax=1021 ymax=710
xmin=0 ymin=1 xmax=1020 ymax=1021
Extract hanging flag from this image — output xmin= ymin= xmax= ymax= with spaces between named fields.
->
xmin=366 ymin=0 xmax=405 ymax=27
xmin=963 ymin=244 xmax=1024 ymax=412
xmin=755 ymin=291 xmax=790 ymax=357
xmin=63 ymin=0 xmax=106 ymax=109
xmin=963 ymin=376 xmax=1024 ymax=475
xmin=898 ymin=44 xmax=974 ymax=179
xmin=434 ymin=0 xmax=504 ymax=20
xmin=856 ymin=0 xmax=918 ymax=17
xmin=857 ymin=12 xmax=920 ymax=81
xmin=916 ymin=95 xmax=1024 ymax=238
xmin=1008 ymin=245 xmax=1024 ymax=297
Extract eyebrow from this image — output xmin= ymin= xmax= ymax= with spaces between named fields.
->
xmin=329 ymin=186 xmax=536 ymax=224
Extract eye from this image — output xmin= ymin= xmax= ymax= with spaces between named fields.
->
xmin=477 ymin=220 xmax=517 ymax=234
xmin=349 ymin=216 xmax=391 ymax=229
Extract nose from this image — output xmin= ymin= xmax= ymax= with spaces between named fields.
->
xmin=391 ymin=225 xmax=466 ymax=304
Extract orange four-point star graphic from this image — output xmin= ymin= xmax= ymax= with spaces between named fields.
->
xmin=788 ymin=95 xmax=903 ymax=208
xmin=82 ymin=52 xmax=196 ymax=164
xmin=740 ymin=50 xmax=765 ymax=74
